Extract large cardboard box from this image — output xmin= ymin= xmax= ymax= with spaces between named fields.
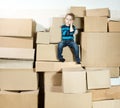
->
xmin=45 ymin=92 xmax=92 ymax=108
xmin=87 ymin=69 xmax=111 ymax=89
xmin=36 ymin=44 xmax=77 ymax=62
xmin=86 ymin=8 xmax=110 ymax=17
xmin=93 ymin=100 xmax=120 ymax=108
xmin=0 ymin=47 xmax=34 ymax=60
xmin=0 ymin=59 xmax=33 ymax=69
xmin=0 ymin=37 xmax=33 ymax=48
xmin=62 ymin=67 xmax=86 ymax=93
xmin=0 ymin=18 xmax=36 ymax=37
xmin=70 ymin=6 xmax=86 ymax=17
xmin=84 ymin=16 xmax=108 ymax=32
xmin=44 ymin=72 xmax=62 ymax=92
xmin=0 ymin=69 xmax=38 ymax=90
xmin=0 ymin=90 xmax=38 ymax=108
xmin=81 ymin=33 xmax=120 ymax=66
xmin=36 ymin=44 xmax=58 ymax=61
xmin=35 ymin=61 xmax=82 ymax=72
xmin=36 ymin=32 xmax=50 ymax=44
xmin=109 ymin=21 xmax=120 ymax=32
xmin=51 ymin=17 xmax=83 ymax=29
xmin=89 ymin=86 xmax=120 ymax=101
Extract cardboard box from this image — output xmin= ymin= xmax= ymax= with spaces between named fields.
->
xmin=0 ymin=90 xmax=38 ymax=108
xmin=0 ymin=47 xmax=34 ymax=60
xmin=93 ymin=100 xmax=120 ymax=108
xmin=36 ymin=32 xmax=50 ymax=44
xmin=89 ymin=86 xmax=120 ymax=101
xmin=81 ymin=33 xmax=120 ymax=67
xmin=50 ymin=27 xmax=61 ymax=43
xmin=0 ymin=37 xmax=33 ymax=48
xmin=44 ymin=72 xmax=62 ymax=92
xmin=35 ymin=61 xmax=82 ymax=72
xmin=109 ymin=21 xmax=120 ymax=32
xmin=0 ymin=59 xmax=33 ymax=69
xmin=84 ymin=16 xmax=108 ymax=32
xmin=51 ymin=17 xmax=83 ymax=29
xmin=86 ymin=67 xmax=120 ymax=78
xmin=36 ymin=44 xmax=77 ymax=62
xmin=70 ymin=6 xmax=86 ymax=17
xmin=86 ymin=8 xmax=110 ymax=17
xmin=45 ymin=92 xmax=92 ymax=108
xmin=0 ymin=69 xmax=38 ymax=90
xmin=0 ymin=18 xmax=36 ymax=37
xmin=87 ymin=69 xmax=111 ymax=89
xmin=36 ymin=44 xmax=58 ymax=61
xmin=62 ymin=67 xmax=86 ymax=93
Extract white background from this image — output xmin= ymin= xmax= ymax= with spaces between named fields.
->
xmin=0 ymin=0 xmax=120 ymax=30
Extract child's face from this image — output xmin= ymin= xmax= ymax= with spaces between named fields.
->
xmin=65 ymin=15 xmax=73 ymax=26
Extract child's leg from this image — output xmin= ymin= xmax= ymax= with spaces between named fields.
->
xmin=58 ymin=41 xmax=66 ymax=61
xmin=68 ymin=41 xmax=80 ymax=63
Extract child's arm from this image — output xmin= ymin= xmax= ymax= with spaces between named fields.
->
xmin=70 ymin=21 xmax=74 ymax=32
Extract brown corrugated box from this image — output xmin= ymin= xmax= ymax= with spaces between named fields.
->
xmin=93 ymin=99 xmax=120 ymax=108
xmin=36 ymin=32 xmax=50 ymax=44
xmin=45 ymin=92 xmax=92 ymax=108
xmin=86 ymin=8 xmax=110 ymax=17
xmin=81 ymin=33 xmax=120 ymax=67
xmin=62 ymin=67 xmax=86 ymax=93
xmin=0 ymin=69 xmax=38 ymax=90
xmin=0 ymin=37 xmax=33 ymax=48
xmin=70 ymin=6 xmax=86 ymax=17
xmin=35 ymin=61 xmax=81 ymax=72
xmin=0 ymin=18 xmax=36 ymax=37
xmin=87 ymin=69 xmax=111 ymax=89
xmin=84 ymin=16 xmax=108 ymax=32
xmin=0 ymin=47 xmax=35 ymax=60
xmin=108 ymin=21 xmax=120 ymax=32
xmin=0 ymin=90 xmax=38 ymax=108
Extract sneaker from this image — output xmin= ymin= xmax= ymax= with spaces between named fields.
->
xmin=59 ymin=58 xmax=65 ymax=62
xmin=76 ymin=61 xmax=80 ymax=64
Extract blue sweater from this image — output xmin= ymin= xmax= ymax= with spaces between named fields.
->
xmin=61 ymin=24 xmax=76 ymax=40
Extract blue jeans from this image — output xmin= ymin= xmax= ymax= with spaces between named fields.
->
xmin=57 ymin=40 xmax=80 ymax=62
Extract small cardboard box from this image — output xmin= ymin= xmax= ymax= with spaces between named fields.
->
xmin=0 ymin=69 xmax=38 ymax=90
xmin=87 ymin=69 xmax=111 ymax=89
xmin=62 ymin=67 xmax=86 ymax=93
xmin=86 ymin=8 xmax=110 ymax=17
xmin=36 ymin=32 xmax=50 ymax=44
xmin=84 ymin=16 xmax=108 ymax=32
xmin=45 ymin=92 xmax=92 ymax=108
xmin=70 ymin=6 xmax=86 ymax=17
xmin=0 ymin=37 xmax=33 ymax=48
xmin=93 ymin=99 xmax=120 ymax=108
xmin=0 ymin=90 xmax=38 ymax=108
xmin=108 ymin=21 xmax=120 ymax=32
xmin=36 ymin=44 xmax=58 ymax=61
xmin=0 ymin=18 xmax=36 ymax=37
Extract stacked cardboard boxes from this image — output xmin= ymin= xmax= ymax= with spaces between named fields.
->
xmin=0 ymin=18 xmax=38 ymax=108
xmin=35 ymin=6 xmax=93 ymax=108
xmin=81 ymin=8 xmax=120 ymax=107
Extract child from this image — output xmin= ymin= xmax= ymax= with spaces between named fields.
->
xmin=57 ymin=13 xmax=80 ymax=64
